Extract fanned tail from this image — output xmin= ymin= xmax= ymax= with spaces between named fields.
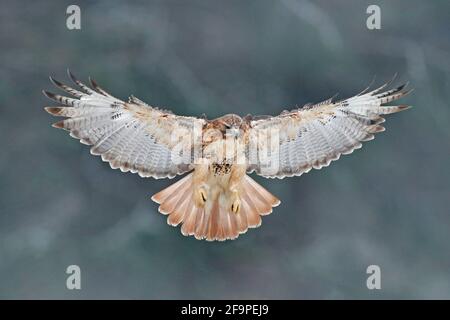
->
xmin=151 ymin=174 xmax=280 ymax=241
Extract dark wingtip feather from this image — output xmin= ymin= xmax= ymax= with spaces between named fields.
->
xmin=395 ymin=82 xmax=409 ymax=92
xmin=89 ymin=76 xmax=98 ymax=88
xmin=67 ymin=68 xmax=79 ymax=84
xmin=42 ymin=90 xmax=56 ymax=100
xmin=89 ymin=76 xmax=106 ymax=95
xmin=49 ymin=76 xmax=62 ymax=88
xmin=403 ymin=80 xmax=410 ymax=89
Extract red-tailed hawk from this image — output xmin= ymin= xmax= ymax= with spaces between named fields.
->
xmin=44 ymin=71 xmax=412 ymax=241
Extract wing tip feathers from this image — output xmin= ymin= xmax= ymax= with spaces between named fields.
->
xmin=42 ymin=89 xmax=55 ymax=100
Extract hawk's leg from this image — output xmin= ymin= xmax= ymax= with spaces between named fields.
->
xmin=193 ymin=161 xmax=209 ymax=208
xmin=229 ymin=165 xmax=245 ymax=214
xmin=230 ymin=189 xmax=240 ymax=214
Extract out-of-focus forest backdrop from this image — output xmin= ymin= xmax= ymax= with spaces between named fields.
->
xmin=0 ymin=0 xmax=449 ymax=299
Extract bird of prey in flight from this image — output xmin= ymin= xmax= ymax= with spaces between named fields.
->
xmin=44 ymin=71 xmax=412 ymax=241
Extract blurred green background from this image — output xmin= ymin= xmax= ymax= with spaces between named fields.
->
xmin=1 ymin=0 xmax=449 ymax=299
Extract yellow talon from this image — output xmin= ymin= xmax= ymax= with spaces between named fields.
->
xmin=200 ymin=189 xmax=207 ymax=202
xmin=194 ymin=187 xmax=207 ymax=208
xmin=230 ymin=191 xmax=241 ymax=214
xmin=231 ymin=201 xmax=240 ymax=214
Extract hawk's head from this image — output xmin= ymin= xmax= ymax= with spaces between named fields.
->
xmin=213 ymin=114 xmax=244 ymax=138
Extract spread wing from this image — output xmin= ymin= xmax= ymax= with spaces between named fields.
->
xmin=247 ymin=78 xmax=412 ymax=178
xmin=44 ymin=70 xmax=205 ymax=179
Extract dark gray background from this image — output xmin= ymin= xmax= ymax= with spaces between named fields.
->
xmin=1 ymin=0 xmax=449 ymax=299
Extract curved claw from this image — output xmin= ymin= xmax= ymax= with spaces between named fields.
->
xmin=194 ymin=186 xmax=207 ymax=208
